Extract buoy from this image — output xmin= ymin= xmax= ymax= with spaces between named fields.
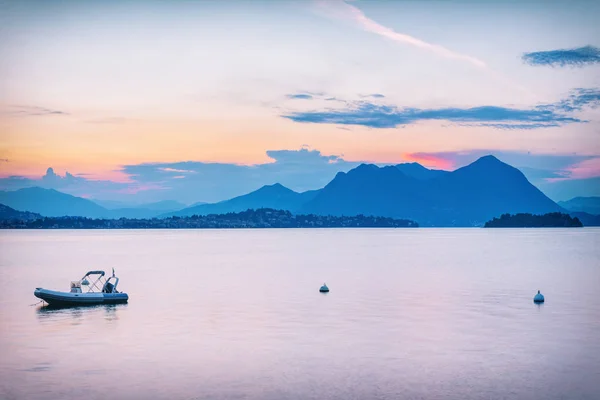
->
xmin=319 ymin=283 xmax=329 ymax=293
xmin=533 ymin=290 xmax=545 ymax=303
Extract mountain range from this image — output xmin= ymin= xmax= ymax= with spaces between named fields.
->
xmin=1 ymin=155 xmax=596 ymax=226
xmin=0 ymin=188 xmax=182 ymax=219
xmin=166 ymin=183 xmax=319 ymax=217
xmin=300 ymin=155 xmax=562 ymax=226
xmin=558 ymin=197 xmax=600 ymax=215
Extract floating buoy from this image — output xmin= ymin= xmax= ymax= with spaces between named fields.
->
xmin=533 ymin=290 xmax=545 ymax=303
xmin=319 ymin=283 xmax=329 ymax=293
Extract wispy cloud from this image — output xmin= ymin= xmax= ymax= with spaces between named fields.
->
xmin=548 ymin=88 xmax=600 ymax=112
xmin=316 ymin=0 xmax=486 ymax=68
xmin=360 ymin=93 xmax=385 ymax=99
xmin=522 ymin=46 xmax=600 ymax=67
xmin=286 ymin=93 xmax=314 ymax=100
xmin=1 ymin=105 xmax=68 ymax=117
xmin=282 ymin=88 xmax=600 ymax=129
xmin=159 ymin=167 xmax=196 ymax=173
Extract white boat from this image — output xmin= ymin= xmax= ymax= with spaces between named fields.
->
xmin=34 ymin=269 xmax=128 ymax=307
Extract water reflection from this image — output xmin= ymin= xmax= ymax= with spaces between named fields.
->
xmin=36 ymin=303 xmax=127 ymax=324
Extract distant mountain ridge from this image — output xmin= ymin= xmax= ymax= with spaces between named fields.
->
xmin=395 ymin=162 xmax=449 ymax=180
xmin=0 ymin=187 xmax=108 ymax=218
xmin=0 ymin=188 xmax=184 ymax=219
xmin=558 ymin=197 xmax=600 ymax=215
xmin=568 ymin=211 xmax=600 ymax=227
xmin=0 ymin=156 xmax=571 ymax=226
xmin=165 ymin=183 xmax=320 ymax=217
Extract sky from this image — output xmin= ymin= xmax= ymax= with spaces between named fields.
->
xmin=1 ymin=0 xmax=599 ymax=203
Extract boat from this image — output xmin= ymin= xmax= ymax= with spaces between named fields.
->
xmin=34 ymin=269 xmax=128 ymax=307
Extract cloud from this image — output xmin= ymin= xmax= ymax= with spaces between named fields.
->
xmin=158 ymin=167 xmax=196 ymax=173
xmin=358 ymin=93 xmax=385 ymax=99
xmin=282 ymin=88 xmax=600 ymax=129
xmin=316 ymin=0 xmax=486 ymax=68
xmin=548 ymin=88 xmax=600 ymax=112
xmin=522 ymin=46 xmax=600 ymax=67
xmin=466 ymin=123 xmax=562 ymax=130
xmin=265 ymin=148 xmax=344 ymax=164
xmin=0 ymin=105 xmax=68 ymax=117
xmin=0 ymin=167 xmax=148 ymax=201
xmin=114 ymin=148 xmax=362 ymax=203
xmin=286 ymin=94 xmax=314 ymax=100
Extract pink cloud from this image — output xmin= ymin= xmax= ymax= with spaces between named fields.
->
xmin=546 ymin=158 xmax=600 ymax=182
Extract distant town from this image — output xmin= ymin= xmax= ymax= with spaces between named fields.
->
xmin=0 ymin=208 xmax=419 ymax=229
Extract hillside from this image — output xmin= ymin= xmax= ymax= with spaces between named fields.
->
xmin=166 ymin=183 xmax=320 ymax=217
xmin=0 ymin=204 xmax=42 ymax=221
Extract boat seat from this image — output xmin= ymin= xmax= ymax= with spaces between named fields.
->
xmin=103 ymin=282 xmax=114 ymax=293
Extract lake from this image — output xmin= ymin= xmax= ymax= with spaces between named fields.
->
xmin=1 ymin=228 xmax=599 ymax=400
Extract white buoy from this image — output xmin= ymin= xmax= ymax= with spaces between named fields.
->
xmin=319 ymin=283 xmax=329 ymax=293
xmin=533 ymin=290 xmax=545 ymax=303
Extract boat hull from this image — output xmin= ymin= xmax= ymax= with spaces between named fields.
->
xmin=34 ymin=288 xmax=128 ymax=307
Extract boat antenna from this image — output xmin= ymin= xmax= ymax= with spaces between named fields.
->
xmin=112 ymin=268 xmax=115 ymax=277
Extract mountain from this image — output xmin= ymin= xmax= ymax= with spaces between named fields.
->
xmin=395 ymin=162 xmax=449 ymax=180
xmin=427 ymin=155 xmax=563 ymax=225
xmin=0 ymin=188 xmax=188 ymax=218
xmin=0 ymin=204 xmax=42 ymax=221
xmin=165 ymin=183 xmax=320 ymax=217
xmin=302 ymin=155 xmax=563 ymax=226
xmin=92 ymin=199 xmax=135 ymax=210
xmin=93 ymin=199 xmax=186 ymax=213
xmin=558 ymin=197 xmax=600 ymax=215
xmin=135 ymin=200 xmax=186 ymax=211
xmin=568 ymin=211 xmax=600 ymax=227
xmin=0 ymin=187 xmax=110 ymax=218
xmin=300 ymin=164 xmax=433 ymax=222
xmin=106 ymin=200 xmax=187 ymax=218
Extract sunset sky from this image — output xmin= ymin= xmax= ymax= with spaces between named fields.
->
xmin=1 ymin=0 xmax=599 ymax=203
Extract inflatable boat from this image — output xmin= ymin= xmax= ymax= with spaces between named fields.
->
xmin=34 ymin=269 xmax=128 ymax=307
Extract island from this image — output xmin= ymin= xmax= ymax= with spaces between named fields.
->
xmin=484 ymin=212 xmax=583 ymax=228
xmin=0 ymin=208 xmax=418 ymax=229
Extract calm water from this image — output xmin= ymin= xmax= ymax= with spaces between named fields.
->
xmin=0 ymin=229 xmax=599 ymax=400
